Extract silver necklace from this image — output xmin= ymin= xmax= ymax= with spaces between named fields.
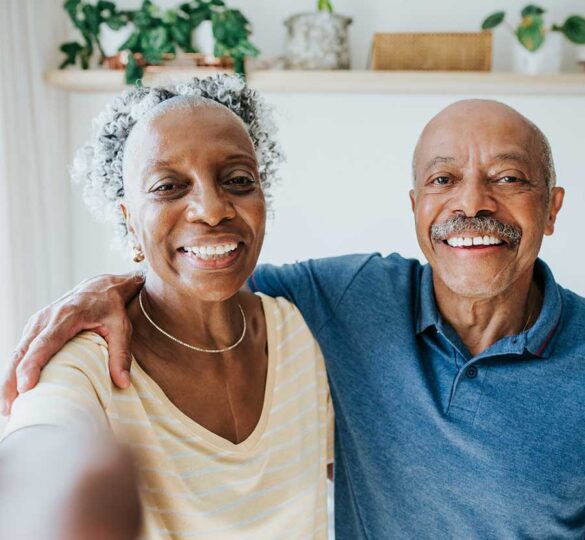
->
xmin=138 ymin=289 xmax=247 ymax=353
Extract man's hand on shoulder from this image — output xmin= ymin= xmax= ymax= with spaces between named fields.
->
xmin=0 ymin=273 xmax=143 ymax=415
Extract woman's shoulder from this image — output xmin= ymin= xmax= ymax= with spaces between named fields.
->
xmin=53 ymin=331 xmax=110 ymax=378
xmin=255 ymin=292 xmax=305 ymax=326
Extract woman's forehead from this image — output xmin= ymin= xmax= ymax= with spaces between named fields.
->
xmin=123 ymin=105 xmax=255 ymax=177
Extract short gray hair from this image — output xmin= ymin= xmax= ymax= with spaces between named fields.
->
xmin=72 ymin=74 xmax=284 ymax=249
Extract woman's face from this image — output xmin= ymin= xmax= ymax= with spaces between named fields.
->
xmin=121 ymin=103 xmax=266 ymax=302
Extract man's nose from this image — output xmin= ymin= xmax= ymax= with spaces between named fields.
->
xmin=454 ymin=176 xmax=497 ymax=217
xmin=185 ymin=183 xmax=236 ymax=226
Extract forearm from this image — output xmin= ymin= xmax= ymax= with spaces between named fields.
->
xmin=0 ymin=427 xmax=142 ymax=540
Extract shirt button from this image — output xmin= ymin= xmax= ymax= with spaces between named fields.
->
xmin=466 ymin=365 xmax=478 ymax=379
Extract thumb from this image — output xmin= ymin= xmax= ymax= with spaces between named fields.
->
xmin=99 ymin=317 xmax=134 ymax=389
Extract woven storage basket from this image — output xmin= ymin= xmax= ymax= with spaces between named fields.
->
xmin=371 ymin=32 xmax=492 ymax=71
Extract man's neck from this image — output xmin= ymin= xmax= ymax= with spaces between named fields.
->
xmin=433 ymin=273 xmax=543 ymax=357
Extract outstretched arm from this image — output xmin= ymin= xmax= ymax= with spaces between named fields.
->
xmin=0 ymin=427 xmax=142 ymax=540
xmin=0 ymin=273 xmax=143 ymax=414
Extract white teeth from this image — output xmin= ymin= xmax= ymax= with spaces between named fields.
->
xmin=446 ymin=236 xmax=504 ymax=248
xmin=183 ymin=242 xmax=238 ymax=260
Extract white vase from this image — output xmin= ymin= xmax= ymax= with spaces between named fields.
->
xmin=283 ymin=11 xmax=353 ymax=70
xmin=100 ymin=23 xmax=134 ymax=57
xmin=192 ymin=20 xmax=214 ymax=56
xmin=513 ymin=32 xmax=563 ymax=74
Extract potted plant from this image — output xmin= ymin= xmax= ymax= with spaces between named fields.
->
xmin=58 ymin=0 xmax=259 ymax=84
xmin=482 ymin=4 xmax=585 ymax=74
xmin=283 ymin=0 xmax=352 ymax=70
xmin=60 ymin=0 xmax=128 ymax=69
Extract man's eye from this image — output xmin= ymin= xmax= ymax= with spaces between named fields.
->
xmin=431 ymin=176 xmax=452 ymax=186
xmin=496 ymin=176 xmax=523 ymax=184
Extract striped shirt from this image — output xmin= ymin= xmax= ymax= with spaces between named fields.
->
xmin=2 ymin=294 xmax=333 ymax=539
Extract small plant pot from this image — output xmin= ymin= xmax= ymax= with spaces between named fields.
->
xmin=103 ymin=51 xmax=149 ymax=70
xmin=192 ymin=20 xmax=215 ymax=56
xmin=513 ymin=32 xmax=563 ymax=74
xmin=283 ymin=11 xmax=352 ymax=70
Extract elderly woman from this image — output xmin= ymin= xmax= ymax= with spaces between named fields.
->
xmin=0 ymin=75 xmax=332 ymax=539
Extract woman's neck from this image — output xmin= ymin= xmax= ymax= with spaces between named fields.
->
xmin=136 ymin=275 xmax=245 ymax=352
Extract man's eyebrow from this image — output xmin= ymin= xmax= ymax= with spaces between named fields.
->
xmin=493 ymin=152 xmax=530 ymax=165
xmin=423 ymin=156 xmax=456 ymax=171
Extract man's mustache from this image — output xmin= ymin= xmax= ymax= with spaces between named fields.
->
xmin=430 ymin=215 xmax=522 ymax=246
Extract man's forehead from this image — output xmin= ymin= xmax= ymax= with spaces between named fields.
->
xmin=415 ymin=112 xmax=536 ymax=167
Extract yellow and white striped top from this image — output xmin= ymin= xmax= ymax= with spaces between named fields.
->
xmin=2 ymin=294 xmax=333 ymax=539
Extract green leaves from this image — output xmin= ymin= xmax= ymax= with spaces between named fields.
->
xmin=59 ymin=42 xmax=83 ymax=68
xmin=520 ymin=5 xmax=545 ymax=18
xmin=517 ymin=11 xmax=545 ymax=51
xmin=60 ymin=0 xmax=260 ymax=81
xmin=317 ymin=0 xmax=333 ymax=12
xmin=481 ymin=11 xmax=505 ymax=30
xmin=480 ymin=4 xmax=585 ymax=52
xmin=125 ymin=53 xmax=144 ymax=85
xmin=554 ymin=15 xmax=585 ymax=44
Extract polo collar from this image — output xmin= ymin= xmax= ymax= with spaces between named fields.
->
xmin=415 ymin=259 xmax=563 ymax=359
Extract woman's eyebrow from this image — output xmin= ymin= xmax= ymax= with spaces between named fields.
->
xmin=142 ymin=158 xmax=175 ymax=174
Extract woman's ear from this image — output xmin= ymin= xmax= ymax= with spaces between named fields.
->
xmin=119 ymin=202 xmax=135 ymax=235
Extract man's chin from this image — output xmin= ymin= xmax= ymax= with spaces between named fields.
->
xmin=435 ymin=270 xmax=507 ymax=300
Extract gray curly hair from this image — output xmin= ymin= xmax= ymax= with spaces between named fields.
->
xmin=72 ymin=74 xmax=284 ymax=250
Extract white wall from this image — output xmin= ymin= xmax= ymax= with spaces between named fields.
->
xmin=69 ymin=90 xmax=585 ymax=295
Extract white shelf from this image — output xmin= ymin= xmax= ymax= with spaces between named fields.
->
xmin=45 ymin=68 xmax=585 ymax=95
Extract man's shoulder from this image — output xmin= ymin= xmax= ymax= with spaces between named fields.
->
xmin=304 ymin=251 xmax=423 ymax=283
xmin=556 ymin=287 xmax=585 ymax=357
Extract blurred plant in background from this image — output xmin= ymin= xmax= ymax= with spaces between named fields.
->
xmin=482 ymin=4 xmax=585 ymax=52
xmin=59 ymin=0 xmax=259 ymax=83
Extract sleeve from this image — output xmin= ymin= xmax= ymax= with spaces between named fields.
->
xmin=248 ymin=254 xmax=376 ymax=334
xmin=1 ymin=332 xmax=113 ymax=441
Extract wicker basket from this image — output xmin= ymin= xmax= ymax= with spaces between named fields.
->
xmin=370 ymin=32 xmax=492 ymax=71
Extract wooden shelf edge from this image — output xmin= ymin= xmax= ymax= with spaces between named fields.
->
xmin=45 ymin=69 xmax=585 ymax=95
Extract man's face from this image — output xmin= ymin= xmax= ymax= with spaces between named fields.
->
xmin=410 ymin=101 xmax=564 ymax=299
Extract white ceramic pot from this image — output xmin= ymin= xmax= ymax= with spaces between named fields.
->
xmin=283 ymin=11 xmax=352 ymax=70
xmin=192 ymin=20 xmax=214 ymax=56
xmin=513 ymin=32 xmax=563 ymax=74
xmin=100 ymin=22 xmax=134 ymax=57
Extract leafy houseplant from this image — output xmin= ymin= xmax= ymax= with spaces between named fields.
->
xmin=482 ymin=4 xmax=585 ymax=52
xmin=60 ymin=0 xmax=128 ymax=68
xmin=58 ymin=0 xmax=259 ymax=84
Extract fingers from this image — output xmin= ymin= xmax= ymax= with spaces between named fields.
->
xmin=0 ymin=358 xmax=19 ymax=416
xmin=0 ymin=312 xmax=48 ymax=415
xmin=15 ymin=323 xmax=76 ymax=394
xmin=99 ymin=316 xmax=134 ymax=390
xmin=114 ymin=273 xmax=144 ymax=304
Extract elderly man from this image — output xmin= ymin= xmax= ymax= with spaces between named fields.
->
xmin=3 ymin=99 xmax=585 ymax=539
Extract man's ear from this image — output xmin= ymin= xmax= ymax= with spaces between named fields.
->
xmin=119 ymin=203 xmax=135 ymax=235
xmin=409 ymin=189 xmax=416 ymax=213
xmin=544 ymin=187 xmax=565 ymax=236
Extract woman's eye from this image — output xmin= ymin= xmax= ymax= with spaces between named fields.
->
xmin=431 ymin=176 xmax=452 ymax=186
xmin=224 ymin=176 xmax=257 ymax=189
xmin=151 ymin=181 xmax=183 ymax=193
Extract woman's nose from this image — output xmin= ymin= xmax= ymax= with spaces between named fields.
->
xmin=185 ymin=184 xmax=236 ymax=227
xmin=453 ymin=176 xmax=497 ymax=217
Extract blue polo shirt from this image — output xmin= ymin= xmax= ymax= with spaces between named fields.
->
xmin=249 ymin=253 xmax=585 ymax=539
